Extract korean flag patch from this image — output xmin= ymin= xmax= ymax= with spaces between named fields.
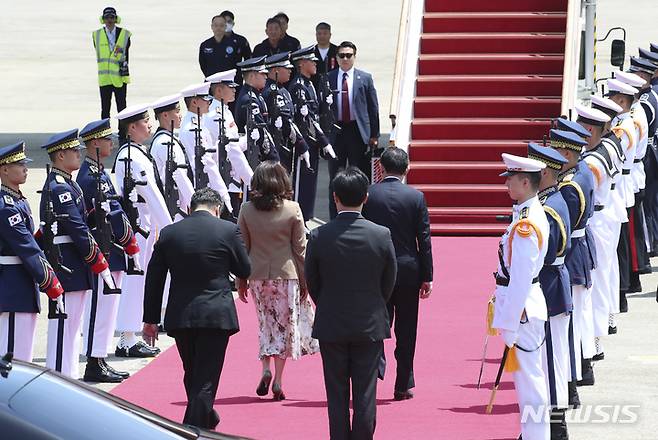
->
xmin=8 ymin=213 xmax=21 ymax=227
xmin=58 ymin=192 xmax=73 ymax=204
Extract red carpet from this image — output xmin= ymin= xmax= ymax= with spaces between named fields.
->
xmin=112 ymin=237 xmax=520 ymax=439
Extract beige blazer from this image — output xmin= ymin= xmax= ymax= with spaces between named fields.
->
xmin=237 ymin=199 xmax=306 ymax=283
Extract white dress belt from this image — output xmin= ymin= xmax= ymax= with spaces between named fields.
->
xmin=0 ymin=256 xmax=22 ymax=265
xmin=53 ymin=235 xmax=73 ymax=245
xmin=571 ymin=228 xmax=586 ymax=238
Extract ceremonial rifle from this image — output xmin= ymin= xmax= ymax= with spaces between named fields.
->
xmin=245 ymin=99 xmax=269 ymax=170
xmin=118 ymin=137 xmax=149 ymax=240
xmin=318 ymin=71 xmax=340 ymax=138
xmin=163 ymin=120 xmax=188 ymax=217
xmin=215 ymin=99 xmax=239 ymax=187
xmin=192 ymin=107 xmax=216 ymax=189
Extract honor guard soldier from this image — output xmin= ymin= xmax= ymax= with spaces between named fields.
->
xmin=150 ymin=94 xmax=195 ymax=221
xmin=527 ymin=143 xmax=572 ymax=439
xmin=179 ymin=82 xmax=233 ymax=212
xmin=0 ymin=142 xmax=64 ymax=362
xmin=289 ymin=46 xmax=337 ymax=221
xmin=262 ymin=53 xmax=311 ymax=186
xmin=492 ymin=154 xmax=550 ymax=440
xmin=204 ymin=69 xmax=254 ymax=214
xmin=607 ymin=78 xmax=640 ymax=314
xmin=77 ymin=119 xmax=141 ymax=382
xmin=39 ymin=129 xmax=117 ymax=378
xmin=113 ymin=104 xmax=171 ymax=357
xmin=550 ymin=129 xmax=596 ymax=391
xmin=235 ymin=56 xmax=280 ymax=172
xmin=575 ymin=106 xmax=619 ymax=361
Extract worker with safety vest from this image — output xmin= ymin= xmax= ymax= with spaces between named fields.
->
xmin=93 ymin=7 xmax=132 ymax=144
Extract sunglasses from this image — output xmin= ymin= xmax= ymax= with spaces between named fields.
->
xmin=337 ymin=53 xmax=354 ymax=59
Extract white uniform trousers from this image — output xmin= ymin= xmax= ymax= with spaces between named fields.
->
xmin=116 ymin=232 xmax=151 ymax=333
xmin=513 ymin=317 xmax=550 ymax=440
xmin=571 ymin=284 xmax=595 ymax=369
xmin=542 ymin=314 xmax=570 ymax=409
xmin=0 ymin=312 xmax=37 ymax=362
xmin=590 ymin=216 xmax=615 ymax=337
xmin=46 ymin=290 xmax=89 ymax=378
xmin=82 ymin=271 xmax=124 ymax=358
xmin=608 ymin=221 xmax=623 ymax=314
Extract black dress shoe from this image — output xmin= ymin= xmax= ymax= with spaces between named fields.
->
xmin=101 ymin=358 xmax=130 ymax=379
xmin=577 ymin=359 xmax=595 ymax=386
xmin=627 ymin=283 xmax=642 ymax=293
xmin=592 ymin=352 xmax=605 ymax=361
xmin=608 ymin=326 xmax=617 ymax=335
xmin=568 ymin=381 xmax=580 ymax=409
xmin=550 ymin=409 xmax=569 ymax=440
xmin=619 ymin=294 xmax=628 ymax=313
xmin=393 ymin=390 xmax=414 ymax=401
xmin=83 ymin=358 xmax=123 ymax=383
xmin=115 ymin=341 xmax=161 ymax=358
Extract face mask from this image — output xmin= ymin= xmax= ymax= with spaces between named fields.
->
xmin=226 ymin=23 xmax=234 ymax=32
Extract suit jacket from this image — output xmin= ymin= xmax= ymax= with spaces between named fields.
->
xmin=237 ymin=199 xmax=306 ymax=283
xmin=363 ymin=177 xmax=433 ymax=286
xmin=305 ymin=212 xmax=397 ymax=342
xmin=328 ymin=68 xmax=380 ymax=145
xmin=143 ymin=210 xmax=251 ymax=334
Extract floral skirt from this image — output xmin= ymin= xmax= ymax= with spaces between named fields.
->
xmin=250 ymin=279 xmax=319 ymax=360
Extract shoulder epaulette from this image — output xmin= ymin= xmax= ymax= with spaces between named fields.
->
xmin=55 ymin=175 xmax=66 ymax=184
xmin=3 ymin=195 xmax=14 ymax=205
xmin=519 ymin=206 xmax=529 ymax=219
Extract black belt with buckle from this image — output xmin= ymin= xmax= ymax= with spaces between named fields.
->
xmin=634 ymin=159 xmax=641 ymax=163
xmin=622 ymin=169 xmax=631 ymax=175
xmin=495 ymin=274 xmax=539 ymax=287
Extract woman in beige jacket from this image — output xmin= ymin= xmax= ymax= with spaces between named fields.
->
xmin=237 ymin=161 xmax=318 ymax=400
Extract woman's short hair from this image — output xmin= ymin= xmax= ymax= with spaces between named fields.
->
xmin=249 ymin=161 xmax=293 ymax=211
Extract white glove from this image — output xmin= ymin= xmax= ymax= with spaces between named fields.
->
xmin=300 ymin=105 xmax=309 ymax=117
xmin=238 ymin=135 xmax=248 ymax=152
xmin=325 ymin=95 xmax=333 ymax=105
xmin=100 ymin=201 xmax=111 ymax=214
xmin=501 ymin=329 xmax=518 ymax=348
xmin=274 ymin=116 xmax=283 ymax=129
xmin=55 ymin=296 xmax=65 ymax=315
xmin=50 ymin=221 xmax=58 ymax=236
xmin=301 ymin=151 xmax=311 ymax=169
xmin=250 ymin=129 xmax=260 ymax=141
xmin=201 ymin=154 xmax=214 ymax=173
xmin=323 ymin=144 xmax=337 ymax=159
xmin=130 ymin=252 xmax=142 ymax=272
xmin=223 ymin=195 xmax=233 ymax=214
xmin=128 ymin=188 xmax=138 ymax=204
xmin=100 ymin=268 xmax=117 ymax=290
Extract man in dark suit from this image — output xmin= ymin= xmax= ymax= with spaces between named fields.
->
xmin=142 ymin=188 xmax=251 ymax=430
xmin=306 ymin=167 xmax=397 ymax=440
xmin=362 ymin=148 xmax=433 ymax=400
xmin=328 ymin=41 xmax=380 ymax=218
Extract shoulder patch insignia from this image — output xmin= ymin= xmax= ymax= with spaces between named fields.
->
xmin=8 ymin=213 xmax=22 ymax=227
xmin=520 ymin=206 xmax=529 ymax=219
xmin=3 ymin=195 xmax=14 ymax=205
xmin=55 ymin=175 xmax=66 ymax=184
xmin=640 ymin=94 xmax=649 ymax=102
xmin=58 ymin=192 xmax=72 ymax=204
xmin=90 ymin=165 xmax=99 ymax=173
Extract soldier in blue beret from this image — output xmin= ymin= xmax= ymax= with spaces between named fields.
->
xmin=0 ymin=141 xmax=65 ymax=362
xmin=39 ymin=129 xmax=118 ymax=378
xmin=77 ymin=119 xmax=142 ymax=382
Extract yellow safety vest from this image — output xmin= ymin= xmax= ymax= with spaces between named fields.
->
xmin=93 ymin=27 xmax=131 ymax=87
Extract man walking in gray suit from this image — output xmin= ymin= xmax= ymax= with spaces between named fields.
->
xmin=328 ymin=41 xmax=380 ymax=218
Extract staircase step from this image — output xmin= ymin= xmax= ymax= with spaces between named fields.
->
xmin=411 ymin=117 xmax=552 ymax=140
xmin=428 ymin=207 xmax=512 ymax=224
xmin=419 ymin=54 xmax=564 ymax=75
xmin=421 ymin=33 xmax=565 ymax=54
xmin=414 ymin=96 xmax=561 ymax=118
xmin=408 ymin=161 xmax=504 ymax=184
xmin=416 ymin=74 xmax=563 ymax=97
xmin=425 ymin=0 xmax=568 ymax=13
xmin=423 ymin=12 xmax=567 ymax=33
xmin=409 ymin=140 xmax=530 ymax=161
xmin=430 ymin=223 xmax=507 ymax=236
xmin=413 ymin=183 xmax=510 ymax=207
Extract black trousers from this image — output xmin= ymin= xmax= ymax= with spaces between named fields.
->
xmin=328 ymin=121 xmax=370 ymax=219
xmin=297 ymin=144 xmax=320 ymax=221
xmin=320 ymin=340 xmax=383 ymax=440
xmin=385 ymin=283 xmax=420 ymax=392
xmin=99 ymin=84 xmax=127 ymax=143
xmin=173 ymin=328 xmax=230 ymax=430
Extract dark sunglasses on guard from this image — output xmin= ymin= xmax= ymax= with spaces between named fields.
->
xmin=337 ymin=53 xmax=354 ymax=59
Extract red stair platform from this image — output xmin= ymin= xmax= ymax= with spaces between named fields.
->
xmin=409 ymin=0 xmax=568 ymax=235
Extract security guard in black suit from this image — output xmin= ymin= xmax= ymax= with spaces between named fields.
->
xmin=143 ymin=188 xmax=251 ymax=430
xmin=289 ymin=45 xmax=336 ymax=221
xmin=0 ymin=141 xmax=64 ymax=362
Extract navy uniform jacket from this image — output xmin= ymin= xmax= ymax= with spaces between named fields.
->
xmin=262 ymin=79 xmax=309 ymax=164
xmin=639 ymin=85 xmax=658 ymax=179
xmin=0 ymin=186 xmax=57 ymax=313
xmin=39 ymin=168 xmax=103 ymax=292
xmin=537 ymin=186 xmax=572 ymax=317
xmin=362 ymin=177 xmax=433 ymax=286
xmin=559 ymin=160 xmax=596 ymax=287
xmin=234 ymin=84 xmax=280 ymax=164
xmin=76 ymin=156 xmax=136 ymax=272
xmin=288 ymin=74 xmax=330 ymax=150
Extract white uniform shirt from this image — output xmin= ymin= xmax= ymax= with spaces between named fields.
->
xmin=611 ymin=112 xmax=637 ymax=209
xmin=149 ymin=129 xmax=195 ymax=215
xmin=630 ymin=102 xmax=649 ymax=191
xmin=493 ymin=196 xmax=549 ymax=332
